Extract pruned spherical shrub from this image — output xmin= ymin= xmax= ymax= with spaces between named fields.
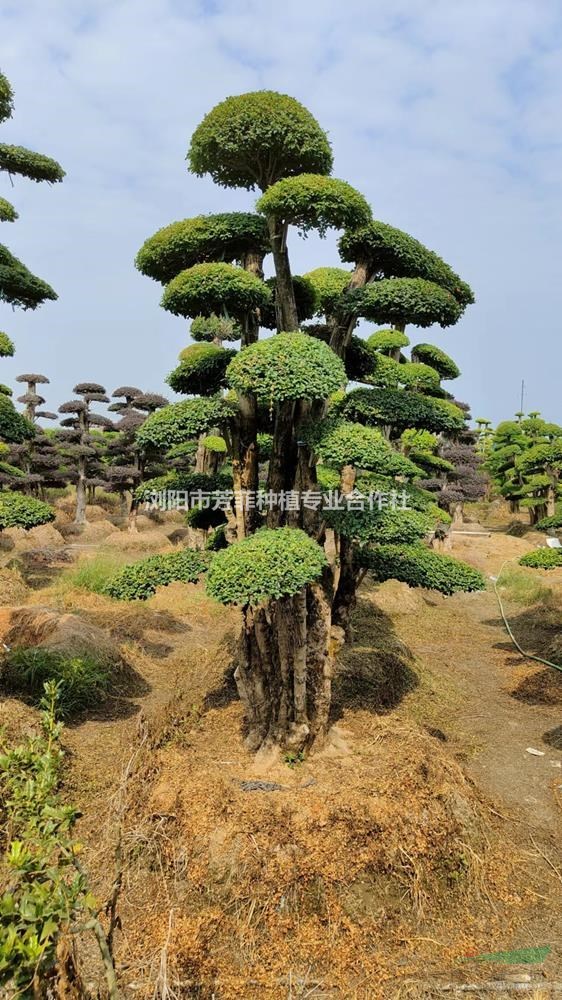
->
xmin=136 ymin=398 xmax=234 ymax=450
xmin=367 ymin=328 xmax=410 ymax=353
xmin=260 ymin=275 xmax=317 ymax=329
xmin=135 ymin=470 xmax=232 ymax=501
xmin=325 ymin=506 xmax=434 ymax=544
xmin=359 ymin=544 xmax=486 ymax=594
xmin=0 ymin=491 xmax=55 ymax=530
xmin=411 ymin=343 xmax=460 ymax=380
xmin=105 ymin=549 xmax=210 ymax=601
xmin=304 ymin=417 xmax=419 ymax=477
xmin=1 ymin=648 xmax=111 ymax=717
xmin=519 ymin=548 xmax=562 ymax=570
xmin=201 ymin=434 xmax=227 ymax=453
xmin=338 ymin=220 xmax=474 ymax=306
xmin=535 ymin=514 xmax=562 ymax=531
xmin=167 ymin=343 xmax=237 ymax=396
xmin=226 ymin=331 xmax=346 ymax=403
xmin=206 ymin=527 xmax=327 ymax=605
xmin=304 ymin=267 xmax=351 ymax=316
xmin=355 ymin=277 xmax=464 ymax=329
xmin=0 ymin=395 xmax=34 ymax=443
xmin=162 ymin=262 xmax=271 ymax=322
xmin=341 ymin=387 xmax=466 ymax=433
xmin=257 ymin=175 xmax=371 ymax=236
xmin=363 ymin=352 xmax=403 ymax=388
xmin=136 ymin=212 xmax=270 ymax=284
xmin=0 ymin=331 xmax=15 ymax=357
xmin=190 ymin=314 xmax=241 ymax=343
xmin=188 ymin=91 xmax=333 ymax=190
xmin=399 ymin=361 xmax=441 ymax=391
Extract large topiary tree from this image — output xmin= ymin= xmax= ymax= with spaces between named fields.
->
xmin=58 ymin=383 xmax=113 ymax=525
xmin=485 ymin=414 xmax=562 ymax=523
xmin=136 ymin=90 xmax=482 ymax=753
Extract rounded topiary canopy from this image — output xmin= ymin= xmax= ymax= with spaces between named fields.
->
xmin=201 ymin=434 xmax=227 ymax=453
xmin=0 ymin=244 xmax=57 ymax=310
xmin=161 ymin=262 xmax=271 ymax=320
xmin=0 ymin=197 xmax=17 ymax=222
xmin=399 ymin=361 xmax=441 ymax=391
xmin=256 ymin=175 xmax=371 ymax=236
xmin=135 ymin=212 xmax=270 ymax=284
xmin=0 ymin=331 xmax=15 ymax=357
xmin=0 ymin=491 xmax=55 ymax=530
xmin=0 ymin=73 xmax=14 ymax=124
xmin=410 ymin=343 xmax=460 ymax=380
xmin=325 ymin=506 xmax=433 ymax=544
xmin=167 ymin=343 xmax=236 ymax=396
xmin=190 ymin=314 xmax=241 ymax=343
xmin=136 ymin=397 xmax=234 ymax=450
xmin=206 ymin=527 xmax=327 ymax=605
xmin=304 ymin=417 xmax=419 ymax=476
xmin=358 ymin=544 xmax=485 ymax=595
xmin=355 ymin=277 xmax=464 ymax=328
xmin=304 ymin=267 xmax=352 ymax=316
xmin=339 ymin=220 xmax=474 ymax=306
xmin=341 ymin=387 xmax=466 ymax=434
xmin=0 ymin=145 xmax=65 ymax=184
xmin=226 ymin=331 xmax=346 ymax=403
xmin=113 ymin=386 xmax=143 ymax=398
xmin=367 ymin=328 xmax=410 ymax=353
xmin=188 ymin=91 xmax=333 ymax=191
xmin=260 ymin=275 xmax=317 ymax=330
xmin=0 ymin=395 xmax=34 ymax=442
xmin=74 ymin=382 xmax=106 ymax=395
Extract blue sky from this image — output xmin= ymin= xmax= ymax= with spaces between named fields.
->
xmin=1 ymin=0 xmax=561 ymax=424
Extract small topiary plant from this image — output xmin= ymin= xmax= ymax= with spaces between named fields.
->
xmin=359 ymin=544 xmax=486 ymax=595
xmin=226 ymin=331 xmax=346 ymax=403
xmin=519 ymin=548 xmax=562 ymax=570
xmin=105 ymin=549 xmax=210 ymax=601
xmin=167 ymin=343 xmax=236 ymax=396
xmin=0 ymin=491 xmax=54 ymax=530
xmin=535 ymin=514 xmax=562 ymax=531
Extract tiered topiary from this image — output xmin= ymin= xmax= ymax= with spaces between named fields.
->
xmin=135 ymin=89 xmax=481 ymax=753
xmin=485 ymin=414 xmax=562 ymax=524
xmin=58 ymin=383 xmax=113 ymax=525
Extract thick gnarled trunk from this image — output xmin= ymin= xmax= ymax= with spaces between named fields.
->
xmin=235 ymin=579 xmax=338 ymax=752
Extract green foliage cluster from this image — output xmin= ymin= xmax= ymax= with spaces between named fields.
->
xmin=206 ymin=527 xmax=327 ymax=605
xmin=0 ymin=684 xmax=91 ymax=990
xmin=519 ymin=548 xmax=562 ymax=569
xmin=167 ymin=343 xmax=236 ymax=396
xmin=190 ymin=313 xmax=241 ymax=343
xmin=535 ymin=514 xmax=562 ymax=531
xmin=136 ymin=397 xmax=234 ymax=450
xmin=226 ymin=331 xmax=346 ymax=403
xmin=257 ymin=174 xmax=371 ymax=236
xmin=304 ymin=417 xmax=419 ymax=476
xmin=135 ymin=212 xmax=270 ymax=284
xmin=399 ymin=361 xmax=441 ymax=391
xmin=201 ymin=434 xmax=227 ymax=453
xmin=485 ymin=415 xmax=562 ymax=518
xmin=304 ymin=267 xmax=351 ymax=315
xmin=367 ymin=328 xmax=410 ymax=353
xmin=105 ymin=549 xmax=210 ymax=601
xmin=0 ymin=491 xmax=54 ymax=529
xmin=0 ymin=395 xmax=34 ymax=443
xmin=188 ymin=91 xmax=333 ymax=190
xmin=2 ymin=649 xmax=112 ymax=717
xmin=135 ymin=469 xmax=232 ymax=501
xmin=0 ymin=331 xmax=15 ymax=357
xmin=411 ymin=343 xmax=460 ymax=380
xmin=360 ymin=544 xmax=486 ymax=594
xmin=260 ymin=275 xmax=317 ymax=329
xmin=325 ymin=506 xmax=434 ymax=544
xmin=0 ymin=244 xmax=57 ymax=310
xmin=0 ymin=72 xmax=14 ymax=123
xmin=341 ymin=387 xmax=465 ymax=433
xmin=161 ymin=261 xmax=271 ymax=321
xmin=0 ymin=145 xmax=64 ymax=183
xmin=338 ymin=220 xmax=474 ymax=305
xmin=0 ymin=197 xmax=17 ymax=222
xmin=354 ymin=277 xmax=464 ymax=329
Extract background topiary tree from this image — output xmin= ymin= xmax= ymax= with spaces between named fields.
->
xmin=485 ymin=414 xmax=562 ymax=524
xmin=135 ymin=90 xmax=482 ymax=754
xmin=58 ymin=383 xmax=113 ymax=525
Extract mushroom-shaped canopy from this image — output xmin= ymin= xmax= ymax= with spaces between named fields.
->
xmin=108 ymin=402 xmax=127 ymax=412
xmin=88 ymin=413 xmax=114 ymax=429
xmin=188 ymin=91 xmax=333 ymax=191
xmin=115 ymin=412 xmax=145 ymax=433
xmin=0 ymin=244 xmax=57 ymax=309
xmin=257 ymin=175 xmax=371 ymax=236
xmin=0 ymin=144 xmax=65 ymax=183
xmin=367 ymin=328 xmax=410 ymax=353
xmin=132 ymin=392 xmax=168 ymax=411
xmin=339 ymin=221 xmax=474 ymax=306
xmin=85 ymin=477 xmax=108 ymax=488
xmin=17 ymin=392 xmax=45 ymax=406
xmin=168 ymin=344 xmax=236 ymax=397
xmin=353 ymin=278 xmax=464 ymax=329
xmin=0 ymin=197 xmax=18 ymax=222
xmin=201 ymin=434 xmax=227 ymax=454
xmin=410 ymin=343 xmax=460 ymax=381
xmin=341 ymin=387 xmax=466 ymax=434
xmin=226 ymin=331 xmax=346 ymax=404
xmin=59 ymin=400 xmax=87 ymax=413
xmin=56 ymin=428 xmax=81 ymax=440
xmin=398 ymin=362 xmax=441 ymax=392
xmin=260 ymin=275 xmax=317 ymax=330
xmin=112 ymin=386 xmax=142 ymax=399
xmin=83 ymin=392 xmax=110 ymax=403
xmin=136 ymin=212 xmax=270 ymax=285
xmin=190 ymin=314 xmax=241 ymax=343
xmin=73 ymin=382 xmax=106 ymax=395
xmin=15 ymin=373 xmax=50 ymax=384
xmin=303 ymin=267 xmax=352 ymax=316
xmin=206 ymin=527 xmax=327 ymax=606
xmin=325 ymin=505 xmax=434 ymax=545
xmin=357 ymin=544 xmax=485 ymax=595
xmin=162 ymin=263 xmax=271 ymax=321
xmin=302 ymin=417 xmax=419 ymax=477
xmin=136 ymin=397 xmax=235 ymax=450
xmin=59 ymin=417 xmax=78 ymax=428
xmin=0 ymin=332 xmax=15 ymax=357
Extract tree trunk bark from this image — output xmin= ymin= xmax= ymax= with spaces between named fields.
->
xmin=231 ymin=394 xmax=259 ymax=539
xmin=266 ymin=402 xmax=297 ymax=527
xmin=74 ymin=465 xmax=87 ymax=526
xmin=267 ymin=217 xmax=299 ymax=332
xmin=329 ymin=260 xmax=370 ymax=355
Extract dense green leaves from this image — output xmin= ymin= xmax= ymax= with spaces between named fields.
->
xmin=226 ymin=331 xmax=346 ymax=403
xmin=535 ymin=514 xmax=562 ymax=531
xmin=360 ymin=544 xmax=486 ymax=594
xmin=105 ymin=549 xmax=210 ymax=600
xmin=0 ymin=396 xmax=35 ymax=442
xmin=326 ymin=506 xmax=434 ymax=544
xmin=188 ymin=91 xmax=333 ymax=191
xmin=161 ymin=262 xmax=271 ymax=321
xmin=341 ymin=387 xmax=466 ymax=433
xmin=136 ymin=397 xmax=234 ymax=450
xmin=519 ymin=548 xmax=562 ymax=569
xmin=206 ymin=527 xmax=327 ymax=605
xmin=353 ymin=277 xmax=464 ymax=328
xmin=135 ymin=469 xmax=232 ymax=501
xmin=367 ymin=328 xmax=410 ymax=353
xmin=339 ymin=220 xmax=474 ymax=305
xmin=0 ymin=244 xmax=57 ymax=309
xmin=2 ymin=649 xmax=112 ymax=716
xmin=0 ymin=197 xmax=17 ymax=222
xmin=190 ymin=314 xmax=241 ymax=343
xmin=167 ymin=344 xmax=236 ymax=396
xmin=304 ymin=267 xmax=351 ymax=315
xmin=303 ymin=417 xmax=420 ymax=476
xmin=0 ymin=72 xmax=13 ymax=124
xmin=260 ymin=275 xmax=317 ymax=329
xmin=0 ymin=331 xmax=15 ymax=357
xmin=0 ymin=491 xmax=54 ymax=529
xmin=411 ymin=343 xmax=460 ymax=380
xmin=135 ymin=213 xmax=270 ymax=284
xmin=0 ymin=144 xmax=65 ymax=183
xmin=257 ymin=175 xmax=371 ymax=236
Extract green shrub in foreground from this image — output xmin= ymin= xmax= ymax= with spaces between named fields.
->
xmin=535 ymin=514 xmax=562 ymax=531
xmin=0 ymin=491 xmax=54 ymax=530
xmin=360 ymin=544 xmax=486 ymax=595
xmin=104 ymin=548 xmax=210 ymax=600
xmin=519 ymin=548 xmax=562 ymax=570
xmin=1 ymin=648 xmax=112 ymax=716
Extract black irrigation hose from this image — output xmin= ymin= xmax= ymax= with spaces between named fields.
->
xmin=492 ymin=559 xmax=562 ymax=674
